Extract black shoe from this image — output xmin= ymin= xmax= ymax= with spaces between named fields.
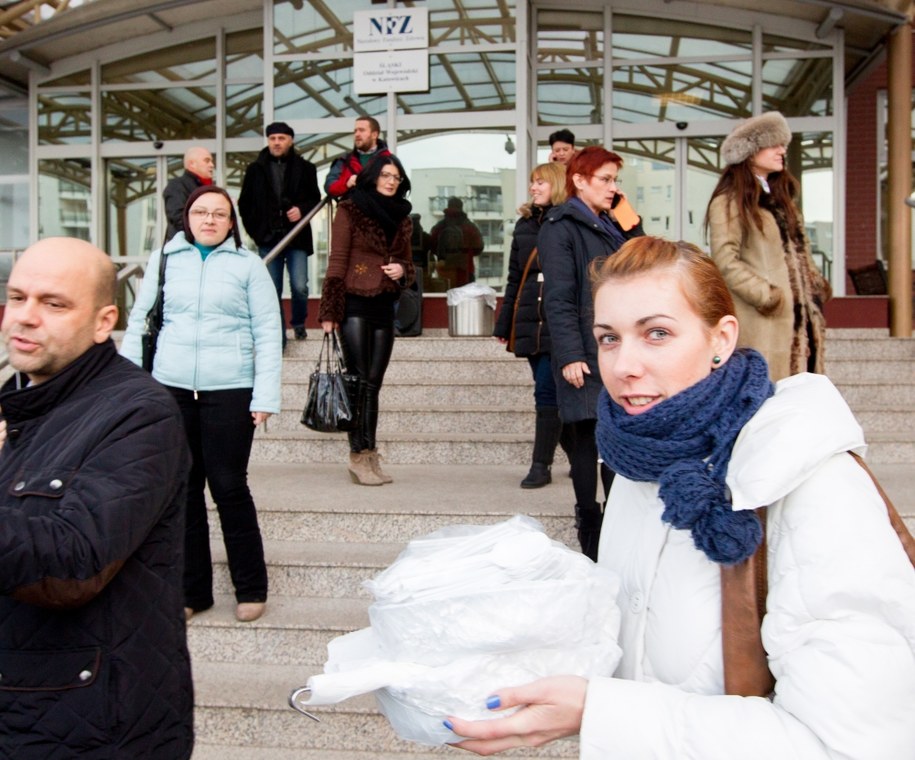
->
xmin=520 ymin=463 xmax=552 ymax=489
xmin=294 ymin=327 xmax=307 ymax=341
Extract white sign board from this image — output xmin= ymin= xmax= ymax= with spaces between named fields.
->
xmin=353 ymin=49 xmax=429 ymax=94
xmin=353 ymin=8 xmax=428 ymax=52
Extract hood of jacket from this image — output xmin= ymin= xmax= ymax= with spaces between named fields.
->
xmin=726 ymin=372 xmax=866 ymax=510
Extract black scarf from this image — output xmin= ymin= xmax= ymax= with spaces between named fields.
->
xmin=349 ymin=186 xmax=412 ymax=245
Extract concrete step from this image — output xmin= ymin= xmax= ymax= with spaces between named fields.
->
xmin=282 ymin=357 xmax=533 ymax=385
xmin=836 ymin=382 xmax=915 ymax=407
xmin=822 ymin=360 xmax=914 ymax=384
xmin=191 ymin=660 xmax=580 ymax=757
xmin=824 ymin=329 xmax=915 ymax=360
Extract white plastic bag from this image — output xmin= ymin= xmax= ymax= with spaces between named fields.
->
xmin=445 ymin=281 xmax=498 ymax=310
xmin=295 ymin=515 xmax=622 ymax=747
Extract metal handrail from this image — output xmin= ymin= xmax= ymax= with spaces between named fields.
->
xmin=261 ymin=196 xmax=332 ymax=267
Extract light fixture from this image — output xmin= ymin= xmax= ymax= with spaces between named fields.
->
xmin=905 ymin=191 xmax=915 ymax=208
xmin=504 ymin=135 xmax=515 ymax=155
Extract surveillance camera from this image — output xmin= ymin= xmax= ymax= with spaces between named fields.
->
xmin=153 ymin=140 xmax=164 ymax=149
xmin=675 ymin=122 xmax=688 ymax=131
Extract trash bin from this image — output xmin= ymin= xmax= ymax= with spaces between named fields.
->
xmin=446 ymin=283 xmax=497 ymax=337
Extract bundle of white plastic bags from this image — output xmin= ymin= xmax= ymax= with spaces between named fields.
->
xmin=293 ymin=515 xmax=622 ymax=746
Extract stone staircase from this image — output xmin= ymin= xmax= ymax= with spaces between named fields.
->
xmin=188 ymin=328 xmax=915 ymax=759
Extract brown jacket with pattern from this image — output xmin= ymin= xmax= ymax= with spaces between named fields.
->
xmin=319 ymin=199 xmax=414 ymax=324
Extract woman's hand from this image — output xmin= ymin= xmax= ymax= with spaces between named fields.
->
xmin=321 ymin=320 xmax=338 ymax=334
xmin=561 ymin=361 xmax=590 ymax=389
xmin=445 ymin=676 xmax=588 ymax=756
xmin=251 ymin=411 xmax=272 ymax=427
xmin=0 ymin=417 xmax=6 ymax=449
xmin=381 ymin=262 xmax=404 ymax=281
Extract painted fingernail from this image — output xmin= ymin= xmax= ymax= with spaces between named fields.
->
xmin=486 ymin=695 xmax=501 ymax=710
xmin=443 ymin=720 xmax=454 ymax=731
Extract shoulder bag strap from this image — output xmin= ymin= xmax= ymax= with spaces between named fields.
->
xmin=508 ymin=246 xmax=540 ymax=353
xmin=849 ymin=451 xmax=915 ymax=566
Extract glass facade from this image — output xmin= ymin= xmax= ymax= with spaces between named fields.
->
xmin=21 ymin=0 xmax=846 ymax=295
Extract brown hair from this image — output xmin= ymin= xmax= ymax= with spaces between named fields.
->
xmin=183 ymin=185 xmax=242 ymax=248
xmin=590 ymin=236 xmax=735 ymax=330
xmin=703 ymin=159 xmax=803 ymax=241
xmin=357 ymin=116 xmax=381 ymax=135
xmin=566 ymin=146 xmax=623 ymax=199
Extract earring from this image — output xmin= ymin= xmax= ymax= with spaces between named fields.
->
xmin=712 ymin=355 xmax=722 ymax=366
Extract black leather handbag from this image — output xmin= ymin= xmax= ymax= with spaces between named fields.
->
xmin=141 ymin=245 xmax=168 ymax=373
xmin=301 ymin=331 xmax=360 ymax=433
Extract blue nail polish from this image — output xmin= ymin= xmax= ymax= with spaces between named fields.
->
xmin=443 ymin=719 xmax=454 ymax=731
xmin=486 ymin=695 xmax=501 ymax=710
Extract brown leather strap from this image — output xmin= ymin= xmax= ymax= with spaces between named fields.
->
xmin=721 ymin=453 xmax=915 ymax=697
xmin=721 ymin=507 xmax=774 ymax=697
xmin=849 ymin=452 xmax=915 ymax=566
xmin=508 ymin=247 xmax=540 ymax=354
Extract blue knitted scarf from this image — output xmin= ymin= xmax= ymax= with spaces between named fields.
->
xmin=595 ymin=349 xmax=774 ymax=565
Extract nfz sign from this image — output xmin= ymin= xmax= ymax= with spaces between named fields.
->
xmin=353 ymin=8 xmax=428 ymax=52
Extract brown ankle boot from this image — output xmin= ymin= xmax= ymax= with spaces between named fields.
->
xmin=366 ymin=449 xmax=393 ymax=484
xmin=348 ymin=451 xmax=384 ymax=486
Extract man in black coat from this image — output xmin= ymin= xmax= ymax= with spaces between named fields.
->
xmin=163 ymin=145 xmax=215 ymax=238
xmin=239 ymin=122 xmax=321 ymax=346
xmin=0 ymin=238 xmax=193 ymax=758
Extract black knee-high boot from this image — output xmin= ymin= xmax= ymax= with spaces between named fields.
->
xmin=347 ymin=380 xmax=367 ymax=454
xmin=521 ymin=406 xmax=562 ymax=488
xmin=575 ymin=502 xmax=604 ymax=562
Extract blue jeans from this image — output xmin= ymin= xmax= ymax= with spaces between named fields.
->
xmin=527 ymin=353 xmax=558 ymax=407
xmin=259 ymin=246 xmax=309 ymax=331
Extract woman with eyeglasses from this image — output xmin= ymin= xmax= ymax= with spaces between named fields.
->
xmin=319 ymin=155 xmax=415 ymax=486
xmin=705 ymin=112 xmax=830 ymax=381
xmin=123 ymin=184 xmax=281 ymax=623
xmin=538 ymin=146 xmax=644 ymax=560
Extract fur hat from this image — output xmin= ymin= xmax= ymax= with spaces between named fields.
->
xmin=721 ymin=112 xmax=791 ymax=166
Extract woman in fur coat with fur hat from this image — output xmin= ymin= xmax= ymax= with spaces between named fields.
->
xmin=319 ymin=155 xmax=414 ymax=486
xmin=704 ymin=111 xmax=830 ymax=381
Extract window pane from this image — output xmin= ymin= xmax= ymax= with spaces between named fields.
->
xmin=106 ymin=157 xmax=158 ymax=258
xmin=38 ymin=159 xmax=92 ymax=241
xmin=228 ymin=84 xmax=264 ymax=138
xmin=102 ymin=88 xmax=217 ymax=141
xmin=38 ymin=92 xmax=92 ymax=145
xmin=274 ymin=61 xmax=385 ymax=121
xmin=401 ymin=52 xmax=516 ymax=115
xmin=613 ymin=61 xmax=754 ymax=124
xmin=611 ymin=140 xmax=676 ymax=238
xmin=538 ymin=66 xmax=602 ymax=126
xmin=612 ymin=16 xmax=752 ymax=59
xmin=41 ymin=70 xmax=90 ymax=87
xmin=396 ymin=131 xmax=517 ymax=292
xmin=226 ymin=29 xmax=263 ymax=80
xmin=762 ymin=58 xmax=833 ymax=117
xmin=537 ymin=11 xmax=604 ymax=62
xmin=273 ymin=0 xmax=360 ymax=55
xmin=101 ymin=40 xmax=216 ymax=84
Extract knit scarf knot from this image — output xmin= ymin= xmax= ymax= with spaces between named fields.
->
xmin=596 ymin=349 xmax=774 ymax=565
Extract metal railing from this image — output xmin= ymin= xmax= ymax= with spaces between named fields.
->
xmin=262 ymin=196 xmax=332 ymax=267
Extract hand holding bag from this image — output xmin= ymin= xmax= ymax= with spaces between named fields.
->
xmin=141 ymin=245 xmax=168 ymax=373
xmin=301 ymin=332 xmax=360 ymax=433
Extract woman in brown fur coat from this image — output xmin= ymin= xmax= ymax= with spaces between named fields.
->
xmin=319 ymin=155 xmax=414 ymax=485
xmin=705 ymin=111 xmax=830 ymax=381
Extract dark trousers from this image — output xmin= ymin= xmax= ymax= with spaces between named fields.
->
xmin=565 ymin=418 xmax=615 ymax=507
xmin=338 ymin=316 xmax=395 ymax=453
xmin=168 ymin=386 xmax=268 ymax=610
xmin=527 ymin=353 xmax=559 ymax=407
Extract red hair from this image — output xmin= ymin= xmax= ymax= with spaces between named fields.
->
xmin=590 ymin=236 xmax=735 ymax=330
xmin=565 ymin=146 xmax=623 ymax=199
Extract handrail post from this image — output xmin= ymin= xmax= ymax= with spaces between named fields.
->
xmin=262 ymin=196 xmax=332 ymax=267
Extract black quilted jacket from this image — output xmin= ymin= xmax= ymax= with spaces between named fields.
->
xmin=493 ymin=205 xmax=552 ymax=357
xmin=0 ymin=340 xmax=193 ymax=759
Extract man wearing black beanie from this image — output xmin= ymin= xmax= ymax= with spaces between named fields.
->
xmin=239 ymin=121 xmax=321 ymax=347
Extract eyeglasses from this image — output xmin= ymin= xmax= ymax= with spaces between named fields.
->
xmin=379 ymin=171 xmax=404 ymax=184
xmin=590 ymin=174 xmax=621 ymax=188
xmin=189 ymin=207 xmax=231 ymax=221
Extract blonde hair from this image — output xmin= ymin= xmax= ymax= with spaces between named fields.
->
xmin=518 ymin=162 xmax=568 ymax=217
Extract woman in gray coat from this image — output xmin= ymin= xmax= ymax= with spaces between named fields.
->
xmin=538 ymin=146 xmax=643 ymax=560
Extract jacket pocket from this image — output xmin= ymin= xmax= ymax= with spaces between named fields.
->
xmin=0 ymin=647 xmax=101 ymax=691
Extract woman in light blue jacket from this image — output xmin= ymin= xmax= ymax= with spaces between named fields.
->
xmin=123 ymin=185 xmax=281 ymax=623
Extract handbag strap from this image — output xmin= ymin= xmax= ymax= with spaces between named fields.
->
xmin=721 ymin=451 xmax=915 ymax=697
xmin=330 ymin=330 xmax=351 ymax=374
xmin=508 ymin=246 xmax=540 ymax=353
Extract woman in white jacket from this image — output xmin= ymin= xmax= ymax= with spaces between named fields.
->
xmin=445 ymin=236 xmax=915 ymax=759
xmin=123 ymin=185 xmax=281 ymax=624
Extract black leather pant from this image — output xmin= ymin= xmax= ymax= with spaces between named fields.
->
xmin=338 ymin=316 xmax=395 ymax=453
